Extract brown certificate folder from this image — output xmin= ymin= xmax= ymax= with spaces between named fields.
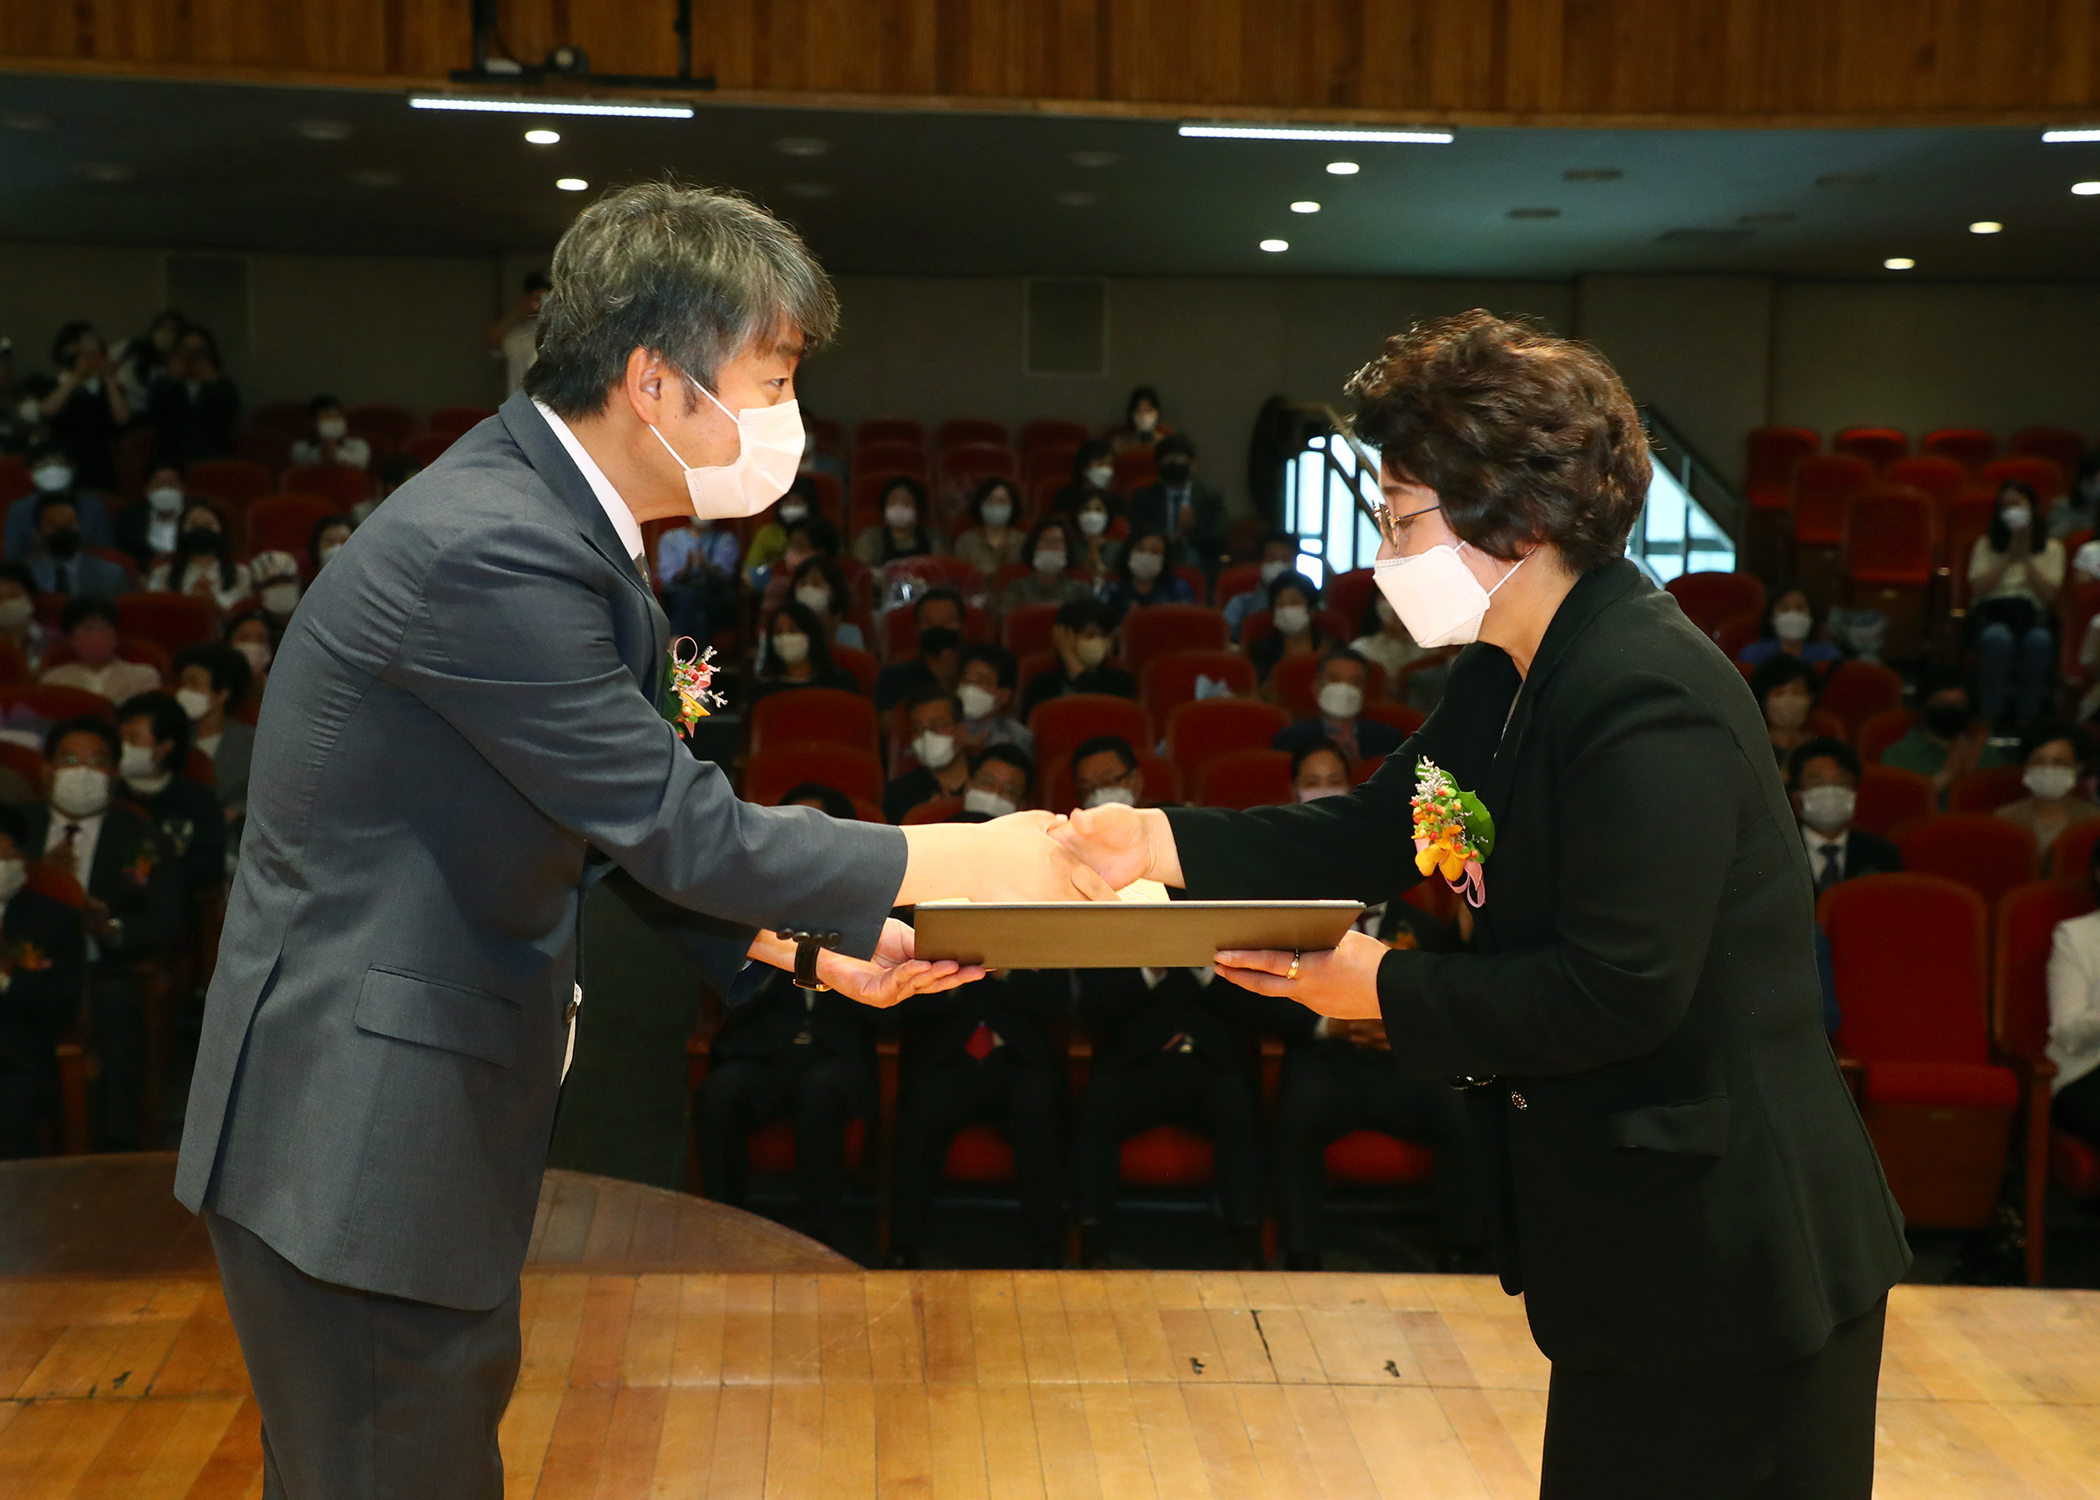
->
xmin=911 ymin=900 xmax=1364 ymax=970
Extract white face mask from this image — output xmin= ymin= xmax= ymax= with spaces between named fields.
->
xmin=981 ymin=501 xmax=1013 ymax=528
xmin=1259 ymin=559 xmax=1288 ymax=585
xmin=1296 ymin=784 xmax=1349 ymax=803
xmin=0 ymin=597 xmax=31 ymax=630
xmin=957 ymin=683 xmax=999 ymax=720
xmin=1316 ymin=681 xmax=1364 ymax=720
xmin=51 ymin=765 xmax=111 ymax=819
xmin=1083 ymin=784 xmax=1138 ymax=809
xmin=319 ymin=541 xmax=343 ymax=566
xmin=235 ymin=639 xmax=273 ymax=674
xmin=1128 ymin=551 xmax=1164 ymax=581
xmin=31 ymin=464 xmax=72 ymax=493
xmin=913 ymin=730 xmax=958 ymax=770
xmin=885 ymin=503 xmax=918 ymax=531
xmin=1272 ymin=604 xmax=1312 ymax=636
xmin=1133 ymin=410 xmax=1158 ymax=433
xmin=1772 ymin=609 xmax=1813 ymax=643
xmin=119 ymin=742 xmax=158 ymax=781
xmin=0 ymin=858 xmax=25 ymax=904
xmin=776 ymin=501 xmax=808 ymax=527
xmin=1372 ymin=542 xmax=1526 ymax=649
xmin=2004 ymin=506 xmax=2033 ymax=532
xmin=260 ymin=583 xmax=300 ymax=617
xmin=963 ymin=786 xmax=1018 ymax=818
xmin=793 ymin=584 xmax=833 ymax=615
xmin=1766 ymin=694 xmax=1810 ymax=732
xmin=176 ymin=687 xmax=213 ymax=721
xmin=14 ymin=399 xmax=40 ymax=426
xmin=1797 ymin=784 xmax=1856 ymax=834
xmin=316 ymin=415 xmax=349 ymax=441
xmin=147 ymin=486 xmax=185 ymax=515
xmin=771 ymin=631 xmax=810 ymax=666
xmin=1074 ymin=636 xmax=1110 ymax=668
xmin=2025 ymin=764 xmax=2080 ymax=801
xmin=650 ymin=382 xmax=805 ymax=520
xmin=1077 ymin=509 xmax=1109 ymax=537
xmin=1034 ymin=549 xmax=1068 ymax=575
xmin=1085 ymin=464 xmax=1115 ymax=490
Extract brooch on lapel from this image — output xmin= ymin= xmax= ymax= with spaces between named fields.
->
xmin=1411 ymin=758 xmax=1495 ymax=908
xmin=660 ymin=637 xmax=725 ymax=735
xmin=124 ymin=850 xmax=155 ymax=887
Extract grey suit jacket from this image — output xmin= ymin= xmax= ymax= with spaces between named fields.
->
xmin=175 ymin=392 xmax=907 ymax=1309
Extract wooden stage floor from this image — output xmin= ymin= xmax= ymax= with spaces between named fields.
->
xmin=1 ymin=1159 xmax=2097 ymax=1498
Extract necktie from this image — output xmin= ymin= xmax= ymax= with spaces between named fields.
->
xmin=53 ymin=823 xmax=79 ymax=876
xmin=965 ymin=1020 xmax=996 ymax=1062
xmin=1816 ymin=843 xmax=1843 ymax=892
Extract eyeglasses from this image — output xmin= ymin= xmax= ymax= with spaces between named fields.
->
xmin=1361 ymin=498 xmax=1442 ymax=551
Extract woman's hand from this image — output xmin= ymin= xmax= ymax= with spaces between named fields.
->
xmin=815 ymin=917 xmax=983 ymax=1009
xmin=1051 ymin=803 xmax=1183 ymax=889
xmin=1215 ymin=930 xmax=1389 ymax=1020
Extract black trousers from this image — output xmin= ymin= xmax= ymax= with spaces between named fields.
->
xmin=0 ymin=1065 xmax=53 ymax=1159
xmin=91 ymin=968 xmax=146 ymax=1151
xmin=1273 ymin=1042 xmax=1482 ymax=1253
xmin=2053 ymin=1066 xmax=2100 ymax=1142
xmin=206 ymin=1211 xmax=521 ymax=1500
xmin=1074 ymin=1050 xmax=1260 ymax=1226
xmin=695 ymin=1048 xmax=868 ymax=1235
xmin=1539 ymin=1295 xmax=1887 ymax=1499
xmin=892 ymin=1049 xmax=1062 ymax=1254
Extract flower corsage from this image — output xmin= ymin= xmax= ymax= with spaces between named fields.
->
xmin=660 ymin=637 xmax=725 ymax=735
xmin=1411 ymin=758 xmax=1495 ymax=909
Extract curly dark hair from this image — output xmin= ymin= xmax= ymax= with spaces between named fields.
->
xmin=1344 ymin=310 xmax=1650 ymax=573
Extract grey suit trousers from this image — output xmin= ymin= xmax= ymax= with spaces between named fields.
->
xmin=206 ymin=1213 xmax=521 ymax=1499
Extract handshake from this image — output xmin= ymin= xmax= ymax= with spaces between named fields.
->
xmin=895 ymin=802 xmax=1178 ymax=906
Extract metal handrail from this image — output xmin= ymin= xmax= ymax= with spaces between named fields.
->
xmin=1638 ymin=405 xmax=1745 ymax=545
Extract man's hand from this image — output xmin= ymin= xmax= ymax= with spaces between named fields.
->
xmin=1050 ymin=803 xmax=1183 ymax=890
xmin=1215 ymin=930 xmax=1387 ymax=1020
xmin=896 ymin=810 xmax=1121 ymax=906
xmin=815 ymin=918 xmax=983 ymax=1010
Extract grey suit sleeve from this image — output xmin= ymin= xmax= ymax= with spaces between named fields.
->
xmin=386 ymin=520 xmax=908 ymax=958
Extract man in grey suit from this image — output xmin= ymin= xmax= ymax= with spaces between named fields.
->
xmin=175 ymin=182 xmax=1110 ymax=1499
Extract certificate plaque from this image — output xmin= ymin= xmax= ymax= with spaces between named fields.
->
xmin=911 ymin=900 xmax=1365 ymax=970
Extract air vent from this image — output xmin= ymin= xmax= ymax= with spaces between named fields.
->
xmin=1658 ymin=227 xmax=1756 ymax=244
xmin=1025 ymin=278 xmax=1107 ymax=377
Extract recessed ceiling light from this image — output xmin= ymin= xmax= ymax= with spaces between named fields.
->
xmin=1290 ymin=200 xmax=1321 ymax=214
xmin=293 ymin=119 xmax=352 ymax=142
xmin=1969 ymin=220 xmax=2003 ymax=234
xmin=0 ymin=112 xmax=53 ymax=132
xmin=556 ymin=177 xmax=589 ymax=192
xmin=1067 ymin=150 xmax=1119 ymax=168
xmin=1259 ymin=238 xmax=1289 ymax=252
xmin=2075 ymin=182 xmax=2100 ymax=196
xmin=347 ymin=167 xmax=401 ymax=189
xmin=74 ymin=162 xmax=134 ymax=184
xmin=410 ymin=96 xmax=691 ymax=118
xmin=1180 ymin=123 xmax=1451 ymax=143
xmin=1563 ymin=167 xmax=1623 ymax=182
xmin=2045 ymin=128 xmax=2100 ymax=142
xmin=1508 ymin=207 xmax=1560 ymax=220
xmin=783 ymin=182 xmax=835 ymax=199
xmin=1056 ymin=190 xmax=1099 ymax=208
xmin=524 ymin=128 xmax=561 ymax=145
xmin=1325 ymin=161 xmax=1359 ymax=175
xmin=1884 ymin=257 xmax=1916 ymax=270
xmin=774 ymin=136 xmax=831 ymax=157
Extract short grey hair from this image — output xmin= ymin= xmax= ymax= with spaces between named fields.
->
xmin=524 ymin=180 xmax=838 ymax=417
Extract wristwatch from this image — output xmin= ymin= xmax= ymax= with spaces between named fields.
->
xmin=780 ymin=929 xmax=840 ymax=993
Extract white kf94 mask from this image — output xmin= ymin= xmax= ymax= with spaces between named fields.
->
xmin=651 ymin=380 xmax=806 ymax=520
xmin=1372 ymin=542 xmax=1527 ymax=648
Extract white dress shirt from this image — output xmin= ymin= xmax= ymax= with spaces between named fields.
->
xmin=532 ymin=400 xmax=645 ymax=565
xmin=45 ymin=808 xmax=105 ymax=891
xmin=2047 ymin=908 xmax=2100 ymax=1093
xmin=1801 ymin=827 xmax=1851 ymax=886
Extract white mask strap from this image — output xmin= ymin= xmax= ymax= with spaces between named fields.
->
xmin=649 ymin=418 xmax=694 ymax=473
xmin=1461 ymin=542 xmax=1529 ymax=602
xmin=650 ymin=377 xmax=738 ymax=473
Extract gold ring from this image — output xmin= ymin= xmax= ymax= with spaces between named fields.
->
xmin=1287 ymin=950 xmax=1301 ymax=982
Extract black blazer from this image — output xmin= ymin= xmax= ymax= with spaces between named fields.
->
xmin=1125 ymin=479 xmax=1228 ymax=560
xmin=0 ymin=888 xmax=87 ymax=1079
xmin=1166 ymin=560 xmax=1909 ymax=1381
xmin=1826 ymin=828 xmax=1903 ymax=881
xmin=710 ymin=970 xmax=878 ymax=1071
xmin=895 ymin=969 xmax=1065 ymax=1071
xmin=24 ymin=801 xmax=187 ymax=963
xmin=1077 ymin=966 xmax=1256 ymax=1074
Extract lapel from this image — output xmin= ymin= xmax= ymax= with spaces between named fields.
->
xmin=497 ymin=391 xmax=671 ymax=694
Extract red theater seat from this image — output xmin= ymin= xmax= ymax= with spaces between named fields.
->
xmin=942 ymin=1124 xmax=1015 ymax=1183
xmin=855 ymin=418 xmax=925 ymax=450
xmin=855 ymin=440 xmax=929 ymax=479
xmin=1947 ymin=765 xmax=2029 ymax=816
xmin=1744 ymin=427 xmax=1820 ymax=511
xmin=1883 ymin=455 xmax=1970 ymax=509
xmin=748 ymin=688 xmax=879 ymax=757
xmin=938 ymin=419 xmax=1008 ymax=452
xmin=1816 ymin=660 xmax=1904 ymax=741
xmin=1041 ymin=752 xmax=1180 ymax=816
xmin=428 ymin=405 xmax=496 ymax=438
xmin=1852 ymin=765 xmax=1932 ymax=837
xmin=1121 ymin=604 xmax=1229 ymax=672
xmin=404 ymin=432 xmax=456 ymax=467
xmin=246 ymin=494 xmax=336 ymax=558
xmin=1029 ymin=694 xmax=1150 ymax=785
xmin=1120 ymin=1125 xmax=1212 ymax=1187
xmin=1165 ymin=699 xmax=1290 ymax=783
xmin=1141 ymin=651 xmax=1256 ymax=727
xmin=1325 ymin=569 xmax=1379 ymax=636
xmin=1269 ymin=652 xmax=1386 ymax=723
xmin=744 ymin=745 xmax=884 ymax=806
xmin=1895 ymin=813 xmax=2039 ymax=913
xmin=184 ymin=458 xmax=275 ymax=510
xmin=1844 ymin=485 xmax=1932 ymax=585
xmin=1324 ymin=1130 xmax=1437 ymax=1186
xmin=1920 ymin=428 xmax=1997 ymax=473
xmin=1193 ymin=749 xmax=1293 ymax=809
xmin=2008 ymin=427 xmax=2085 ymax=479
xmin=829 ymin=644 xmax=877 ymax=698
xmin=1791 ymin=455 xmax=1874 ymax=547
xmin=281 ymin=463 xmax=371 ymax=510
xmin=1665 ymin=571 xmax=1766 ymax=638
xmin=1833 ymin=426 xmax=1908 ymax=470
xmin=1982 ymin=455 xmax=2065 ymax=503
xmin=1859 ymin=708 xmax=1917 ymax=765
xmin=345 ymin=402 xmax=415 ymax=449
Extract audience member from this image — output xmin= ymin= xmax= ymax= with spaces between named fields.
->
xmin=225 ymin=613 xmax=277 ymax=693
xmin=693 ymin=965 xmax=878 ymax=1247
xmin=28 ymin=715 xmax=184 ymax=1149
xmin=114 ymin=466 xmax=187 ymax=567
xmin=2 ymin=373 xmax=55 ymax=458
xmin=852 ymin=477 xmax=943 ymax=567
xmin=873 ymin=587 xmax=966 ymax=704
xmin=883 ymin=690 xmax=970 ymax=823
xmin=1249 ymin=572 xmax=1328 ymax=689
xmin=2045 ymin=840 xmax=2100 ymax=1153
xmin=0 ymin=562 xmax=47 ymax=673
xmin=486 ymin=270 xmax=551 ymax=395
xmin=1272 ymin=648 xmax=1402 ymax=764
xmin=25 ymin=493 xmax=128 ymax=599
xmin=750 ymin=600 xmax=862 ymax=702
xmin=958 ymin=744 xmax=1033 ymax=819
xmin=1020 ymin=597 xmax=1135 ymax=719
xmin=1787 ymin=738 xmax=1902 ymax=891
xmin=1105 ymin=526 xmax=1194 ymax=619
xmin=786 ymin=555 xmax=865 ymax=652
xmin=148 ymin=502 xmax=252 ymax=610
xmin=248 ymin=552 xmax=304 ymax=630
xmin=1739 ymin=586 xmax=1844 ymax=669
xmin=39 ymin=322 xmax=129 ymax=490
xmin=657 ymin=514 xmax=740 ymax=647
xmin=756 ymin=513 xmax=841 ymax=613
xmin=1289 ymin=738 xmax=1353 ymax=802
xmin=999 ymin=519 xmax=1088 ymax=615
xmin=1968 ymin=479 xmax=2063 ymax=724
xmin=0 ymin=800 xmax=86 ymax=1159
xmin=1349 ymin=587 xmax=1443 ymax=711
xmin=1071 ymin=736 xmax=1147 ymax=811
xmin=1073 ymin=964 xmax=1262 ymax=1268
xmin=887 ymin=968 xmax=1067 ymax=1268
xmin=779 ymin=782 xmax=860 ymax=821
xmin=116 ymin=691 xmax=228 ymax=894
xmin=1222 ymin=532 xmax=1299 ymax=641
xmin=1107 ymin=386 xmax=1169 ymax=453
xmin=1996 ymin=720 xmax=2100 ymax=865
xmin=742 ymin=482 xmax=816 ymax=585
xmin=955 ymin=643 xmax=1034 ymax=760
xmin=149 ymin=326 xmax=238 ymax=468
xmin=1051 ymin=438 xmax=1119 ymax=518
xmin=7 ymin=441 xmax=114 ymax=561
xmin=1125 ymin=433 xmax=1226 ymax=567
xmin=288 ymin=394 xmax=371 ymax=470
xmin=2054 ymin=451 xmax=2100 ymax=541
xmin=363 ymin=455 xmax=416 ymax=521
xmin=1879 ymin=673 xmax=2014 ymax=803
xmin=310 ymin=514 xmax=354 ymax=572
xmin=40 ymin=596 xmax=159 ymax=702
xmin=1749 ymin=654 xmax=1821 ymax=768
xmin=114 ymin=310 xmax=185 ymax=413
xmin=1071 ymin=492 xmax=1121 ymax=584
xmin=173 ymin=643 xmax=256 ymax=828
xmin=951 ymin=477 xmax=1027 ymax=576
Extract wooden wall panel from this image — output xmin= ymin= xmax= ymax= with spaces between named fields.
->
xmin=8 ymin=0 xmax=2100 ymax=124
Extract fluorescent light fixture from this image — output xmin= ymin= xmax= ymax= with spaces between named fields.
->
xmin=1325 ymin=161 xmax=1359 ymax=175
xmin=409 ymin=96 xmax=693 ymax=119
xmin=1179 ymin=123 xmax=1451 ymax=144
xmin=2045 ymin=128 xmax=2100 ymax=142
xmin=2076 ymin=181 xmax=2100 ymax=195
xmin=1883 ymin=256 xmax=1915 ymax=270
xmin=556 ymin=177 xmax=589 ymax=191
xmin=1259 ymin=238 xmax=1290 ymax=252
xmin=524 ymin=128 xmax=561 ymax=145
xmin=1969 ymin=220 xmax=2003 ymax=234
xmin=1290 ymin=200 xmax=1321 ymax=213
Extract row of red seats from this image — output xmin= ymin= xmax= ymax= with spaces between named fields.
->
xmin=1746 ymin=424 xmax=2085 ymax=508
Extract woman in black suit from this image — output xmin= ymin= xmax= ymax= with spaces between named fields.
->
xmin=1055 ymin=312 xmax=1909 ymax=1499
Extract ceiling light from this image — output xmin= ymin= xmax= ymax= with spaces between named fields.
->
xmin=773 ymin=136 xmax=831 ymax=157
xmin=2045 ymin=129 xmax=2100 ymax=142
xmin=2075 ymin=182 xmax=2100 ymax=195
xmin=1259 ymin=238 xmax=1289 ymax=252
xmin=783 ymin=182 xmax=835 ymax=199
xmin=1056 ymin=190 xmax=1099 ymax=208
xmin=555 ymin=177 xmax=589 ymax=191
xmin=1067 ymin=150 xmax=1120 ymax=168
xmin=0 ymin=112 xmax=54 ymax=131
xmin=409 ymin=96 xmax=693 ymax=119
xmin=1290 ymin=201 xmax=1321 ymax=214
xmin=74 ymin=162 xmax=134 ymax=184
xmin=1970 ymin=220 xmax=2003 ymax=234
xmin=1180 ymin=123 xmax=1451 ymax=143
xmin=347 ymin=168 xmax=401 ymax=188
xmin=293 ymin=119 xmax=352 ymax=142
xmin=1884 ymin=257 xmax=1915 ymax=270
xmin=1325 ymin=161 xmax=1359 ymax=175
xmin=524 ymin=128 xmax=561 ymax=145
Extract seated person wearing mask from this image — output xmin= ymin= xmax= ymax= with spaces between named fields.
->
xmin=173 ymin=643 xmax=256 ymax=832
xmin=887 ymin=966 xmax=1068 ymax=1269
xmin=1071 ymin=735 xmax=1148 ymax=812
xmin=853 ymin=477 xmax=944 ymax=568
xmin=1222 ymin=532 xmax=1299 ymax=642
xmin=741 ymin=481 xmax=818 ymax=585
xmin=147 ymin=502 xmax=252 ymax=611
xmin=1289 ymin=738 xmax=1353 ymax=803
xmin=1348 ymin=585 xmax=1435 ymax=698
xmin=1105 ymin=526 xmax=1195 ymax=619
xmin=1996 ymin=721 xmax=2100 ymax=866
xmin=693 ymin=963 xmax=880 ymax=1248
xmin=1739 ymin=586 xmax=1843 ymax=669
xmin=756 ymin=513 xmax=841 ymax=614
xmin=1879 ymin=671 xmax=2013 ymax=805
xmin=786 ymin=555 xmax=865 ymax=653
xmin=999 ymin=518 xmax=1089 ymax=616
xmin=0 ymin=561 xmax=47 ymax=676
xmin=114 ymin=467 xmax=189 ymax=568
xmin=874 ymin=589 xmax=967 ymax=713
xmin=309 ymin=514 xmax=355 ymax=573
xmin=1272 ymin=648 xmax=1403 ymax=764
xmin=1020 ymin=596 xmax=1136 ymax=721
xmin=27 ymin=716 xmax=185 ymax=1150
xmin=750 ymin=600 xmax=862 ymax=703
xmin=1787 ymin=738 xmax=1902 ymax=892
xmin=1073 ymin=962 xmax=1264 ymax=1268
xmin=248 ymin=551 xmax=304 ymax=630
xmin=289 ymin=395 xmax=372 ymax=470
xmin=2045 ymin=840 xmax=2100 ymax=1157
xmin=1249 ymin=573 xmax=1330 ymax=690
xmin=1125 ymin=433 xmax=1227 ymax=569
xmin=4 ymin=442 xmax=113 ymax=563
xmin=1051 ymin=439 xmax=1118 ymax=520
xmin=0 ymin=800 xmax=87 ymax=1159
xmin=26 ymin=493 xmax=129 ymax=599
xmin=1748 ymin=654 xmax=1822 ymax=769
xmin=884 ymin=690 xmax=970 ymax=824
xmin=41 ymin=596 xmax=161 ymax=703
xmin=116 ymin=691 xmax=228 ymax=897
xmin=225 ymin=616 xmax=278 ymax=700
xmin=778 ymin=781 xmax=860 ymax=821
xmin=952 ymin=478 xmax=1027 ymax=576
xmin=657 ymin=512 xmax=741 ymax=647
xmin=955 ymin=643 xmax=1034 ymax=760
xmin=956 ymin=745 xmax=1033 ymax=821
